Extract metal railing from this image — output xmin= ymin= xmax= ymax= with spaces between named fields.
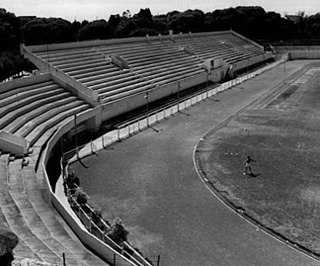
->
xmin=62 ymin=162 xmax=152 ymax=266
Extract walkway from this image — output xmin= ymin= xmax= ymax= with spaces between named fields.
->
xmin=71 ymin=60 xmax=320 ymax=266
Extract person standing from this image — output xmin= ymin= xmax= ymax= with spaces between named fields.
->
xmin=243 ymin=155 xmax=256 ymax=175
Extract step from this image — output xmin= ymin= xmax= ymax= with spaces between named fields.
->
xmin=0 ymin=83 xmax=60 ymax=108
xmin=0 ymin=90 xmax=69 ymax=129
xmin=0 ymin=185 xmax=63 ymax=264
xmin=70 ymin=65 xmax=116 ymax=79
xmin=8 ymin=160 xmax=100 ymax=265
xmin=21 ymin=168 xmax=107 ymax=265
xmin=61 ymin=61 xmax=110 ymax=73
xmin=3 ymin=96 xmax=78 ymax=134
xmin=84 ymin=73 xmax=136 ymax=88
xmin=0 ymin=80 xmax=55 ymax=101
xmin=25 ymin=104 xmax=90 ymax=146
xmin=91 ymin=76 xmax=144 ymax=92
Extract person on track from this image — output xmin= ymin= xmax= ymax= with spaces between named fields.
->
xmin=243 ymin=155 xmax=256 ymax=175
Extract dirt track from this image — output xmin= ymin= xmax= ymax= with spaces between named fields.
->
xmin=71 ymin=60 xmax=320 ymax=266
xmin=196 ymin=66 xmax=320 ymax=254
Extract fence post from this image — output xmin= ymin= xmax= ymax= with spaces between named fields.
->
xmin=62 ymin=253 xmax=66 ymax=266
xmin=113 ymin=253 xmax=116 ymax=265
xmin=102 ymin=135 xmax=105 ymax=149
xmin=157 ymin=255 xmax=160 ymax=266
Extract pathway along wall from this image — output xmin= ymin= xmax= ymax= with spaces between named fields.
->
xmin=40 ymin=108 xmax=144 ymax=266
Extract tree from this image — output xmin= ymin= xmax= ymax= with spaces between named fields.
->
xmin=0 ymin=8 xmax=21 ymax=50
xmin=107 ymin=218 xmax=129 ymax=244
xmin=21 ymin=17 xmax=74 ymax=45
xmin=78 ymin=19 xmax=112 ymax=41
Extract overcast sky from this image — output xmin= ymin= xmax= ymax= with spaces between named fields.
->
xmin=2 ymin=0 xmax=320 ymax=22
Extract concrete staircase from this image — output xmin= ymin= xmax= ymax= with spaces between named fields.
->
xmin=0 ymin=75 xmax=108 ymax=265
xmin=0 ymin=154 xmax=107 ymax=265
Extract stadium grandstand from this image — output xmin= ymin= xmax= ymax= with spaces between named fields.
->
xmin=0 ymin=30 xmax=274 ymax=265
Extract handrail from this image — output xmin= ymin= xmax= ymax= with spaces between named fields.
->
xmin=63 ymin=174 xmax=150 ymax=266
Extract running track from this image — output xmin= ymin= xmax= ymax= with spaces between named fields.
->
xmin=72 ymin=60 xmax=320 ymax=266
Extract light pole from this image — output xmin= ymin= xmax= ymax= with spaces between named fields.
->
xmin=177 ymin=81 xmax=181 ymax=112
xmin=74 ymin=113 xmax=78 ymax=150
xmin=144 ymin=90 xmax=149 ymax=126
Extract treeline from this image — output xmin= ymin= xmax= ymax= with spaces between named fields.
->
xmin=1 ymin=6 xmax=320 ymax=81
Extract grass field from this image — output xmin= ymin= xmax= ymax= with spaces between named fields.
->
xmin=196 ymin=66 xmax=320 ymax=254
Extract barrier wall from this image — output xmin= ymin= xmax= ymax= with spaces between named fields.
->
xmin=21 ymin=45 xmax=99 ymax=107
xmin=289 ymin=51 xmax=320 ymax=59
xmin=0 ymin=131 xmax=28 ymax=157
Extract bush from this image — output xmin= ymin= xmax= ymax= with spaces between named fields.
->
xmin=107 ymin=218 xmax=129 ymax=244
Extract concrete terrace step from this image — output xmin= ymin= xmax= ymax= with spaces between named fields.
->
xmin=132 ymin=57 xmax=199 ymax=72
xmin=26 ymin=107 xmax=89 ymax=168
xmin=0 ymin=83 xmax=60 ymax=109
xmin=91 ymin=76 xmax=146 ymax=92
xmin=8 ymin=161 xmax=91 ymax=266
xmin=123 ymin=49 xmax=182 ymax=62
xmin=0 ymin=90 xmax=69 ymax=129
xmin=3 ymin=96 xmax=78 ymax=134
xmin=25 ymin=104 xmax=90 ymax=146
xmin=127 ymin=52 xmax=187 ymax=66
xmin=0 ymin=182 xmax=63 ymax=264
xmin=67 ymin=64 xmax=117 ymax=78
xmin=140 ymin=66 xmax=204 ymax=84
xmin=134 ymin=62 xmax=201 ymax=78
xmin=83 ymin=73 xmax=136 ymax=88
xmin=37 ymin=47 xmax=93 ymax=58
xmin=131 ymin=57 xmax=200 ymax=71
xmin=60 ymin=60 xmax=111 ymax=73
xmin=56 ymin=57 xmax=109 ymax=70
xmin=78 ymin=69 xmax=132 ymax=85
xmin=52 ymin=54 xmax=103 ymax=67
xmin=0 ymin=80 xmax=55 ymax=101
xmin=21 ymin=167 xmax=107 ymax=265
xmin=13 ymin=237 xmax=42 ymax=261
xmin=97 ymin=80 xmax=152 ymax=97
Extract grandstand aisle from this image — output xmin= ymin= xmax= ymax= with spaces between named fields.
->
xmin=71 ymin=60 xmax=319 ymax=266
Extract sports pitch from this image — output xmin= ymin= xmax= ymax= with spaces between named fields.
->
xmin=196 ymin=65 xmax=320 ymax=254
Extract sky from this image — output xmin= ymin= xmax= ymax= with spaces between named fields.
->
xmin=2 ymin=0 xmax=320 ymax=22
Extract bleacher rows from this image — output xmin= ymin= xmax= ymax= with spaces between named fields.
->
xmin=35 ymin=41 xmax=203 ymax=103
xmin=32 ymin=33 xmax=265 ymax=104
xmin=0 ymin=76 xmax=107 ymax=264
xmin=0 ymin=78 xmax=91 ymax=148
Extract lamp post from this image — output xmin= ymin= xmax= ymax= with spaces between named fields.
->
xmin=177 ymin=81 xmax=181 ymax=112
xmin=74 ymin=113 xmax=78 ymax=149
xmin=144 ymin=90 xmax=149 ymax=126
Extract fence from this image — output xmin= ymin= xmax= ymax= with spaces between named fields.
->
xmin=62 ymin=161 xmax=154 ymax=266
xmin=68 ymin=58 xmax=285 ymax=162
